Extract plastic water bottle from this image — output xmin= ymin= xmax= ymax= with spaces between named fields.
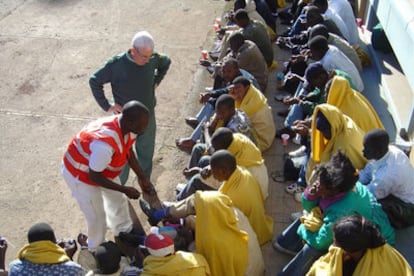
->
xmin=276 ymin=72 xmax=285 ymax=90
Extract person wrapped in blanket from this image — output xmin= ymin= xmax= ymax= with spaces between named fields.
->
xmin=307 ymin=214 xmax=412 ymax=276
xmin=273 ymin=151 xmax=394 ymax=276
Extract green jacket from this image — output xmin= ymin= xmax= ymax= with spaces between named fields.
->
xmin=298 ymin=182 xmax=395 ymax=250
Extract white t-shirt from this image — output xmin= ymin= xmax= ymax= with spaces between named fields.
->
xmin=359 ymin=145 xmax=414 ymax=204
xmin=89 ymin=140 xmax=115 ymax=172
xmin=320 ymin=45 xmax=364 ymax=91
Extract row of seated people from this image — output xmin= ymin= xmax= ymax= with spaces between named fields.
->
xmin=137 ymin=1 xmax=281 ymax=274
xmin=170 ymin=0 xmax=414 ymax=274
xmin=271 ymin=0 xmax=414 ymax=275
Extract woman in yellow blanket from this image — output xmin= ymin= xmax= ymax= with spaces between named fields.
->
xmin=229 ymin=76 xmax=276 ymax=151
xmin=327 ymin=76 xmax=384 ymax=132
xmin=307 ymin=214 xmax=413 ymax=276
xmin=306 ymin=104 xmax=367 ymax=182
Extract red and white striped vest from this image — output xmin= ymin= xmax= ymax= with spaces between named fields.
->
xmin=63 ymin=115 xmax=136 ymax=186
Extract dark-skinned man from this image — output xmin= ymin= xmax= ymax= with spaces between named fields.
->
xmin=62 ymin=100 xmax=150 ymax=252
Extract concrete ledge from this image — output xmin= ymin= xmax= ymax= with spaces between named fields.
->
xmin=365 ymin=0 xmax=414 ymax=134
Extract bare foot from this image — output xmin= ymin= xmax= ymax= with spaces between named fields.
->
xmin=182 ymin=167 xmax=201 ymax=178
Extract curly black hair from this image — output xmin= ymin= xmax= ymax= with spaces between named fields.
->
xmin=334 ymin=214 xmax=385 ymax=253
xmin=315 ymin=151 xmax=358 ymax=193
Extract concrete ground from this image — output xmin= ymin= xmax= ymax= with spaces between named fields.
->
xmin=1 ymin=0 xmax=412 ymax=274
xmin=0 ymin=0 xmax=231 ymax=267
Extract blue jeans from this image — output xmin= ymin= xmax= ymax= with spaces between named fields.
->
xmin=190 ymin=104 xmax=215 ymax=142
xmin=188 ymin=143 xmax=209 ymax=169
xmin=120 ymin=112 xmax=156 ymax=184
xmin=284 ymin=83 xmax=306 ymax=128
xmin=288 ymin=13 xmax=306 ymax=36
xmin=176 ymin=174 xmax=215 ymax=200
xmin=276 ymin=219 xmax=327 ymax=276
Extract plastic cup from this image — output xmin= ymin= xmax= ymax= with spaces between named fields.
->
xmin=281 ymin=133 xmax=290 ymax=146
xmin=201 ymin=50 xmax=208 ymax=60
xmin=213 ymin=23 xmax=220 ymax=31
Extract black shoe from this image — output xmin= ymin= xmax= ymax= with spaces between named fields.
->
xmin=118 ymin=231 xmax=145 ymax=247
xmin=208 ymin=50 xmax=219 ymax=61
xmin=185 ymin=117 xmax=199 ymax=129
xmin=139 ymin=199 xmax=161 ymax=226
xmin=277 ymin=110 xmax=290 ymax=117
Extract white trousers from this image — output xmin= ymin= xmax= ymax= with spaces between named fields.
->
xmin=61 ymin=164 xmax=132 ymax=250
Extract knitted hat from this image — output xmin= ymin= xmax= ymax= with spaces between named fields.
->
xmin=144 ymin=227 xmax=175 ymax=257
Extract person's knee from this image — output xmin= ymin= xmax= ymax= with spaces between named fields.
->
xmin=198 ymin=156 xmax=210 ymax=167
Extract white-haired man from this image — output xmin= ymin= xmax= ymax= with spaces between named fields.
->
xmin=89 ymin=31 xmax=171 ymax=189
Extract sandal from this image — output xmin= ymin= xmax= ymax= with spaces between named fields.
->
xmin=285 ymin=182 xmax=304 ymax=194
xmin=271 ymin=171 xmax=285 ymax=182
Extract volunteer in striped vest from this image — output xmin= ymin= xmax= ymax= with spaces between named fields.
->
xmin=61 ymin=100 xmax=150 ymax=251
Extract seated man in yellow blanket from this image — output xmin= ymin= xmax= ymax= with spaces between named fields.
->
xmin=176 ymin=94 xmax=256 ymax=152
xmin=141 ymin=227 xmax=211 ymax=276
xmin=140 ymin=150 xmax=273 ymax=245
xmin=229 ymin=76 xmax=275 ymax=151
xmin=179 ymin=127 xmax=269 ymax=199
xmin=145 ymin=191 xmax=265 ymax=276
xmin=326 ymin=76 xmax=383 ymax=132
xmin=8 ymin=223 xmax=86 ymax=275
xmin=307 ymin=214 xmax=412 ymax=276
xmin=211 ymin=127 xmax=269 ymax=198
xmin=306 ymin=104 xmax=367 ymax=182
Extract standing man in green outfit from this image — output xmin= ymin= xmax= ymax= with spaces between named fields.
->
xmin=89 ymin=31 xmax=171 ymax=193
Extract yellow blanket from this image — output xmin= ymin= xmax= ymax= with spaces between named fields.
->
xmin=195 ymin=191 xmax=248 ymax=276
xmin=307 ymin=244 xmax=413 ymax=276
xmin=228 ymin=133 xmax=264 ymax=167
xmin=219 ymin=167 xmax=273 ymax=244
xmin=235 ymin=85 xmax=267 ymax=118
xmin=142 ymin=251 xmax=211 ymax=276
xmin=236 ymin=85 xmax=275 ymax=151
xmin=307 ymin=104 xmax=367 ymax=182
xmin=327 ymin=76 xmax=384 ymax=132
xmin=17 ymin=240 xmax=70 ymax=264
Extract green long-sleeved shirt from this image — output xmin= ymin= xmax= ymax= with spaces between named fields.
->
xmin=89 ymin=50 xmax=171 ymax=112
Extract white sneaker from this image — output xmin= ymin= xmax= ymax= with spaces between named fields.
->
xmin=290 ymin=210 xmax=308 ymax=221
xmin=290 ymin=211 xmax=302 ymax=221
xmin=175 ymin=183 xmax=186 ymax=194
xmin=288 ymin=145 xmax=306 ymax=158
